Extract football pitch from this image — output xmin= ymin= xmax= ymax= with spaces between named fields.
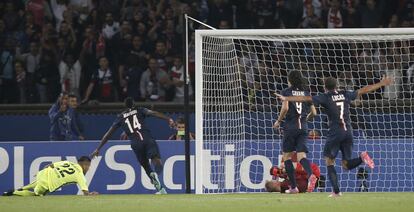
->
xmin=1 ymin=192 xmax=413 ymax=212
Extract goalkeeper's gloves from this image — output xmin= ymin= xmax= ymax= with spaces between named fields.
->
xmin=270 ymin=166 xmax=283 ymax=177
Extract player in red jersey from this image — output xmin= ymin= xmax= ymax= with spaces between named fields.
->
xmin=265 ymin=159 xmax=321 ymax=193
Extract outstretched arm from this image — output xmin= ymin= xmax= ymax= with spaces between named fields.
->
xmin=356 ymin=75 xmax=393 ymax=97
xmin=91 ymin=126 xmax=118 ymax=158
xmin=147 ymin=110 xmax=176 ymax=128
xmin=273 ymin=101 xmax=288 ymax=129
xmin=275 ymin=93 xmax=313 ymax=102
xmin=306 ymin=105 xmax=317 ymax=121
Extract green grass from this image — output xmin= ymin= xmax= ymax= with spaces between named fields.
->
xmin=1 ymin=193 xmax=413 ymax=212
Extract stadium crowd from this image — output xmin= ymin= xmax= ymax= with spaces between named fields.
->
xmin=1 ymin=0 xmax=414 ymax=104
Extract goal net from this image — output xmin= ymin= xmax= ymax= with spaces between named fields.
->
xmin=195 ymin=29 xmax=414 ymax=194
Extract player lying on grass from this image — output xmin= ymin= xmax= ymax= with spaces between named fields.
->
xmin=3 ymin=156 xmax=97 ymax=196
xmin=275 ymin=75 xmax=393 ymax=197
xmin=265 ymin=159 xmax=321 ymax=193
xmin=273 ymin=71 xmax=318 ymax=194
xmin=91 ymin=97 xmax=175 ymax=194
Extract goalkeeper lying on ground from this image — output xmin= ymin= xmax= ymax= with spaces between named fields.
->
xmin=265 ymin=160 xmax=321 ymax=193
xmin=2 ymin=156 xmax=98 ymax=196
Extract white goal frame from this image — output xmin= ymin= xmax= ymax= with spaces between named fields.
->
xmin=195 ymin=28 xmax=414 ymax=194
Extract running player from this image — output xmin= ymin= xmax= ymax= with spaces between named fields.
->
xmin=91 ymin=97 xmax=175 ymax=194
xmin=273 ymin=71 xmax=318 ymax=194
xmin=3 ymin=156 xmax=97 ymax=196
xmin=275 ymin=76 xmax=393 ymax=197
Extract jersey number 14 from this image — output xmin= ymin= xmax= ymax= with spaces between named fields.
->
xmin=125 ymin=115 xmax=144 ymax=140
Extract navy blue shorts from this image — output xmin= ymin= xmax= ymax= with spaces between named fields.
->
xmin=282 ymin=129 xmax=308 ymax=153
xmin=130 ymin=138 xmax=161 ymax=161
xmin=323 ymin=130 xmax=353 ymax=161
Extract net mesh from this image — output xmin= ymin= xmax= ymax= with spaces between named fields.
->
xmin=200 ymin=33 xmax=414 ymax=193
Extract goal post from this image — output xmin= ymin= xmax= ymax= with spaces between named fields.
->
xmin=195 ymin=28 xmax=414 ymax=194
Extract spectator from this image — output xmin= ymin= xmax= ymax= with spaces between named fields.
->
xmin=82 ymin=57 xmax=117 ymax=103
xmin=388 ymin=14 xmax=399 ymax=28
xmin=124 ymin=62 xmax=145 ymax=101
xmin=79 ymin=26 xmax=105 ymax=87
xmin=121 ymin=0 xmax=145 ymax=21
xmin=168 ymin=116 xmax=195 ymax=140
xmin=21 ymin=23 xmax=41 ymax=50
xmin=140 ymin=58 xmax=172 ymax=101
xmin=16 ymin=42 xmax=40 ymax=102
xmin=208 ymin=0 xmax=233 ymax=28
xmin=102 ymin=12 xmax=120 ymax=40
xmin=299 ymin=4 xmax=323 ymax=28
xmin=50 ymin=0 xmax=68 ymax=30
xmin=0 ymin=39 xmax=18 ymax=103
xmin=107 ymin=20 xmax=132 ymax=66
xmin=26 ymin=0 xmax=52 ymax=27
xmin=360 ymin=0 xmax=382 ymax=28
xmin=283 ymin=0 xmax=303 ymax=28
xmin=84 ymin=8 xmax=100 ymax=29
xmin=116 ymin=20 xmax=133 ymax=46
xmin=58 ymin=21 xmax=76 ymax=49
xmin=68 ymin=0 xmax=94 ymax=23
xmin=252 ymin=0 xmax=274 ymax=28
xmin=35 ymin=51 xmax=60 ymax=103
xmin=118 ymin=35 xmax=148 ymax=100
xmin=161 ymin=20 xmax=181 ymax=54
xmin=303 ymin=0 xmax=323 ymax=18
xmin=14 ymin=60 xmax=28 ymax=103
xmin=170 ymin=56 xmax=192 ymax=102
xmin=343 ymin=0 xmax=361 ymax=28
xmin=152 ymin=40 xmax=173 ymax=71
xmin=68 ymin=93 xmax=85 ymax=140
xmin=2 ymin=0 xmax=414 ymax=105
xmin=59 ymin=53 xmax=81 ymax=97
xmin=126 ymin=35 xmax=148 ymax=67
xmin=49 ymin=92 xmax=82 ymax=141
xmin=324 ymin=0 xmax=344 ymax=28
xmin=2 ymin=2 xmax=21 ymax=31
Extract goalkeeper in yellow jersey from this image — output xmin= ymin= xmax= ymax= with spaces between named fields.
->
xmin=2 ymin=156 xmax=98 ymax=196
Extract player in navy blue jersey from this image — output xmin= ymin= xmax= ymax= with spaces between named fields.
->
xmin=91 ymin=97 xmax=175 ymax=194
xmin=273 ymin=71 xmax=318 ymax=194
xmin=276 ymin=75 xmax=393 ymax=197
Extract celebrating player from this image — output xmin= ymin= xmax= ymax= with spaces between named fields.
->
xmin=91 ymin=97 xmax=175 ymax=194
xmin=3 ymin=156 xmax=97 ymax=196
xmin=275 ymin=75 xmax=393 ymax=197
xmin=265 ymin=159 xmax=321 ymax=193
xmin=273 ymin=71 xmax=318 ymax=194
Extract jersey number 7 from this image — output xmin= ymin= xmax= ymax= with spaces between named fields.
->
xmin=335 ymin=102 xmax=344 ymax=120
xmin=125 ymin=115 xmax=144 ymax=140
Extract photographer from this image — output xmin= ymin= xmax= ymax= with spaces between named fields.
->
xmin=168 ymin=116 xmax=195 ymax=140
xmin=48 ymin=92 xmax=83 ymax=141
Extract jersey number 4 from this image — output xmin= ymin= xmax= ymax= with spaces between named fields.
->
xmin=125 ymin=115 xmax=144 ymax=140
